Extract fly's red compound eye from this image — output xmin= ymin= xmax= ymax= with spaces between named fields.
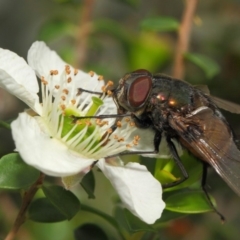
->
xmin=128 ymin=75 xmax=152 ymax=108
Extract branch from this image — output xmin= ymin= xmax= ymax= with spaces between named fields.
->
xmin=76 ymin=0 xmax=95 ymax=68
xmin=4 ymin=173 xmax=45 ymax=240
xmin=172 ymin=0 xmax=198 ymax=79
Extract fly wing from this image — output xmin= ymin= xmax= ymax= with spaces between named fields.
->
xmin=169 ymin=107 xmax=240 ymax=196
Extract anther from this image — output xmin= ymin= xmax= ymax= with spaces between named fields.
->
xmin=50 ymin=70 xmax=59 ymax=75
xmin=67 ymin=77 xmax=72 ymax=83
xmin=107 ymin=128 xmax=113 ymax=134
xmin=107 ymin=90 xmax=113 ymax=96
xmin=88 ymin=71 xmax=94 ymax=77
xmin=85 ymin=120 xmax=92 ymax=126
xmin=60 ymin=104 xmax=66 ymax=110
xmin=65 ymin=65 xmax=71 ymax=75
xmin=117 ymin=137 xmax=124 ymax=142
xmin=61 ymin=96 xmax=66 ymax=101
xmin=41 ymin=76 xmax=48 ymax=85
xmin=71 ymin=99 xmax=76 ymax=105
xmin=98 ymin=75 xmax=104 ymax=81
xmin=74 ymin=69 xmax=78 ymax=76
xmin=63 ymin=89 xmax=69 ymax=95
xmin=55 ymin=85 xmax=60 ymax=89
xmin=129 ymin=122 xmax=135 ymax=127
xmin=116 ymin=121 xmax=122 ymax=128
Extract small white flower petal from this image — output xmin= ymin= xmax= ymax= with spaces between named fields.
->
xmin=62 ymin=167 xmax=90 ymax=189
xmin=11 ymin=112 xmax=95 ymax=177
xmin=27 ymin=41 xmax=105 ymax=93
xmin=129 ymin=127 xmax=182 ymax=158
xmin=97 ymin=159 xmax=165 ymax=224
xmin=0 ymin=48 xmax=41 ymax=114
xmin=27 ymin=41 xmax=67 ymax=78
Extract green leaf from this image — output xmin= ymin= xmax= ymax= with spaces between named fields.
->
xmin=0 ymin=153 xmax=40 ymax=190
xmin=28 ymin=198 xmax=67 ymax=223
xmin=155 ymin=152 xmax=203 ymax=191
xmin=165 ymin=190 xmax=214 ymax=213
xmin=155 ymin=209 xmax=186 ymax=224
xmin=80 ymin=170 xmax=95 ymax=199
xmin=74 ymin=224 xmax=109 ymax=240
xmin=124 ymin=209 xmax=155 ymax=233
xmin=184 ymin=52 xmax=220 ymax=79
xmin=140 ymin=17 xmax=179 ymax=32
xmin=42 ymin=185 xmax=80 ymax=220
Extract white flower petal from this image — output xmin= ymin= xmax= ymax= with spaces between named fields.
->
xmin=11 ymin=112 xmax=95 ymax=177
xmin=97 ymin=158 xmax=165 ymax=224
xmin=27 ymin=41 xmax=67 ymax=78
xmin=27 ymin=41 xmax=105 ymax=93
xmin=129 ymin=127 xmax=182 ymax=158
xmin=0 ymin=48 xmax=41 ymax=114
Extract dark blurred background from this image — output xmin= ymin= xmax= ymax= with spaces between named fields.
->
xmin=1 ymin=0 xmax=240 ymax=239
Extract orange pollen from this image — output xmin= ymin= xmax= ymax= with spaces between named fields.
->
xmin=55 ymin=85 xmax=60 ymax=89
xmin=107 ymin=128 xmax=113 ymax=134
xmin=74 ymin=69 xmax=78 ymax=76
xmin=116 ymin=121 xmax=122 ymax=128
xmin=117 ymin=137 xmax=124 ymax=142
xmin=71 ymin=99 xmax=76 ymax=105
xmin=63 ymin=89 xmax=69 ymax=95
xmin=133 ymin=141 xmax=138 ymax=145
xmin=60 ymin=104 xmax=66 ymax=110
xmin=98 ymin=75 xmax=104 ymax=81
xmin=85 ymin=120 xmax=92 ymax=126
xmin=88 ymin=71 xmax=94 ymax=77
xmin=107 ymin=80 xmax=114 ymax=87
xmin=67 ymin=77 xmax=72 ymax=83
xmin=125 ymin=118 xmax=130 ymax=122
xmin=61 ymin=96 xmax=66 ymax=101
xmin=50 ymin=70 xmax=58 ymax=75
xmin=65 ymin=65 xmax=71 ymax=75
xmin=134 ymin=135 xmax=140 ymax=141
xmin=41 ymin=76 xmax=48 ymax=85
xmin=107 ymin=90 xmax=113 ymax=96
xmin=129 ymin=122 xmax=135 ymax=127
xmin=101 ymin=86 xmax=106 ymax=92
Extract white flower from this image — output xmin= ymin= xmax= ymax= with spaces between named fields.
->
xmin=0 ymin=41 xmax=165 ymax=224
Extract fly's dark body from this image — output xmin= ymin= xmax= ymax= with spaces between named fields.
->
xmin=113 ymin=69 xmax=240 ymax=196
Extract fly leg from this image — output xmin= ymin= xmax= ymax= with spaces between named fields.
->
xmin=162 ymin=137 xmax=189 ymax=188
xmin=202 ymin=163 xmax=225 ymax=222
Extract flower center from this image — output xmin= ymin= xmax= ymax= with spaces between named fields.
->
xmin=39 ymin=66 xmax=140 ymax=159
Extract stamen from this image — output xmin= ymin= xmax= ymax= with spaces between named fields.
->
xmin=67 ymin=77 xmax=72 ymax=83
xmin=61 ymin=96 xmax=66 ymax=101
xmin=98 ymin=75 xmax=104 ymax=81
xmin=50 ymin=70 xmax=59 ymax=75
xmin=118 ymin=137 xmax=124 ymax=142
xmin=65 ymin=65 xmax=71 ymax=75
xmin=63 ymin=89 xmax=69 ymax=95
xmin=107 ymin=128 xmax=113 ymax=134
xmin=71 ymin=99 xmax=76 ymax=105
xmin=116 ymin=121 xmax=122 ymax=128
xmin=55 ymin=85 xmax=60 ymax=89
xmin=60 ymin=104 xmax=66 ymax=110
xmin=74 ymin=69 xmax=78 ymax=76
xmin=88 ymin=71 xmax=95 ymax=77
xmin=41 ymin=76 xmax=48 ymax=85
xmin=129 ymin=121 xmax=135 ymax=127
